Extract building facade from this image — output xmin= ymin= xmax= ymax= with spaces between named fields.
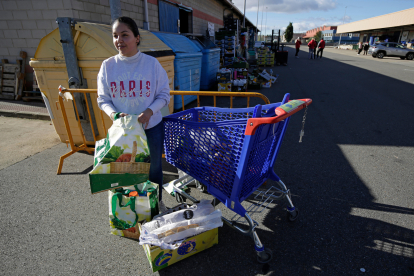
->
xmin=322 ymin=30 xmax=360 ymax=44
xmin=284 ymin=33 xmax=305 ymax=43
xmin=0 ymin=0 xmax=256 ymax=63
xmin=0 ymin=0 xmax=256 ymax=89
xmin=337 ymin=7 xmax=414 ymax=47
xmin=304 ymin=25 xmax=336 ymax=39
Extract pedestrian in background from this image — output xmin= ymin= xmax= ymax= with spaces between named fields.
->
xmin=316 ymin=38 xmax=325 ymax=59
xmin=308 ymin=38 xmax=316 ymax=59
xmin=313 ymin=39 xmax=318 ymax=57
xmin=357 ymin=41 xmax=363 ymax=55
xmin=295 ymin=37 xmax=301 ymax=58
xmin=363 ymin=42 xmax=369 ymax=55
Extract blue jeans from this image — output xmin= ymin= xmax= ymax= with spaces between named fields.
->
xmin=308 ymin=48 xmax=314 ymax=59
xmin=144 ymin=121 xmax=164 ymax=201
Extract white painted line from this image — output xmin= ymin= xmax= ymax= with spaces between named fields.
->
xmin=404 ymin=69 xmax=414 ymax=72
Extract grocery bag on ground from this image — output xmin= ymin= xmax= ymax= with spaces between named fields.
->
xmin=89 ymin=115 xmax=150 ymax=194
xmin=139 ymin=200 xmax=223 ymax=249
xmin=109 ymin=180 xmax=159 ymax=240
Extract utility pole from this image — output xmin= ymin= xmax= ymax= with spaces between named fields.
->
xmin=256 ymin=0 xmax=259 ymax=40
xmin=265 ymin=7 xmax=268 ymax=42
xmin=109 ymin=0 xmax=122 ymax=23
xmin=243 ymin=0 xmax=246 ymax=28
xmin=338 ymin=6 xmax=347 ymax=47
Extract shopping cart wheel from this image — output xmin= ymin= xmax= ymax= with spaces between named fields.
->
xmin=257 ymin=248 xmax=273 ymax=264
xmin=196 ymin=180 xmax=207 ymax=193
xmin=287 ymin=208 xmax=299 ymax=222
xmin=175 ymin=192 xmax=186 ymax=203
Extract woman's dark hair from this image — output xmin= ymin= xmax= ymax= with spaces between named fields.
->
xmin=112 ymin=16 xmax=140 ymax=46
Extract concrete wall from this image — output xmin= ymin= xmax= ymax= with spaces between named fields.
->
xmin=0 ymin=0 xmax=241 ymax=64
xmin=180 ymin=0 xmax=224 ymax=35
xmin=0 ymin=0 xmax=161 ymax=63
xmin=0 ymin=0 xmax=159 ymax=89
xmin=0 ymin=0 xmax=247 ymax=89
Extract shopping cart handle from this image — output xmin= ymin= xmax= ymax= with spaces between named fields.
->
xmin=245 ymin=99 xmax=312 ymax=135
xmin=275 ymin=99 xmax=312 ymax=116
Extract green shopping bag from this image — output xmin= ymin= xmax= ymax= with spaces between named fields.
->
xmin=89 ymin=115 xmax=151 ymax=194
xmin=109 ymin=180 xmax=159 ymax=240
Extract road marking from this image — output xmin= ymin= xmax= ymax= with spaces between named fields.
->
xmin=404 ymin=69 xmax=414 ymax=72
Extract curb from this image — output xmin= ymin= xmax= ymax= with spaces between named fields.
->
xmin=0 ymin=110 xmax=51 ymax=121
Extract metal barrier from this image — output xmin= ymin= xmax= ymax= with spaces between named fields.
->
xmin=56 ymin=87 xmax=270 ymax=174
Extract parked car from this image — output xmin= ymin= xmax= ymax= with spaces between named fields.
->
xmin=368 ymin=42 xmax=414 ymax=60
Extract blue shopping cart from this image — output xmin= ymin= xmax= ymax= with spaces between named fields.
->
xmin=163 ymin=93 xmax=312 ymax=263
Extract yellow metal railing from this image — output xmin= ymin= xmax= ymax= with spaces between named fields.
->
xmin=56 ymin=87 xmax=270 ymax=174
xmin=172 ymin=90 xmax=270 ymax=110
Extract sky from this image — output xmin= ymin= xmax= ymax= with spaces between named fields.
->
xmin=230 ymin=0 xmax=414 ymax=35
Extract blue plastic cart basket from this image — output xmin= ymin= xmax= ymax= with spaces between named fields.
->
xmin=163 ymin=93 xmax=312 ymax=263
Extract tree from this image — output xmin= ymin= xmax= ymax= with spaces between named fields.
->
xmin=315 ymin=31 xmax=323 ymax=41
xmin=284 ymin=22 xmax=293 ymax=43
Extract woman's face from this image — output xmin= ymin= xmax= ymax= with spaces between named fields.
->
xmin=112 ymin=22 xmax=140 ymax=57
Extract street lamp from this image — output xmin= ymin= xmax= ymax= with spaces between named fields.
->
xmin=261 ymin=5 xmax=264 ymax=41
xmin=265 ymin=7 xmax=268 ymax=42
xmin=338 ymin=6 xmax=347 ymax=46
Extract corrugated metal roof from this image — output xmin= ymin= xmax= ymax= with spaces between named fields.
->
xmin=219 ymin=0 xmax=257 ymax=30
xmin=337 ymin=7 xmax=414 ymax=34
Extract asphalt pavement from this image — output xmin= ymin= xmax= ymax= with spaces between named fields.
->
xmin=1 ymin=46 xmax=413 ymax=275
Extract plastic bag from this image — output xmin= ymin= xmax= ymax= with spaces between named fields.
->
xmin=108 ymin=181 xmax=159 ymax=240
xmin=139 ymin=200 xmax=223 ymax=249
xmin=89 ymin=115 xmax=150 ymax=194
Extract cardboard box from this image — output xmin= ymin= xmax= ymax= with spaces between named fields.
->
xmin=218 ymin=82 xmax=232 ymax=92
xmin=236 ymin=70 xmax=248 ymax=79
xmin=262 ymin=81 xmax=272 ymax=88
xmin=139 ymin=223 xmax=218 ymax=272
xmin=217 ymin=72 xmax=232 ymax=82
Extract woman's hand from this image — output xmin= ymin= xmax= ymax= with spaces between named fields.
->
xmin=138 ymin=108 xmax=153 ymax=129
xmin=110 ymin=112 xmax=128 ymax=121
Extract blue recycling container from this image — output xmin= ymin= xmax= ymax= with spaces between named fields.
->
xmin=192 ymin=39 xmax=221 ymax=90
xmin=151 ymin=32 xmax=202 ymax=110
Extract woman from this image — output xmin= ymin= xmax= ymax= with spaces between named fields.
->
xmin=308 ymin=38 xmax=316 ymax=59
xmin=357 ymin=41 xmax=363 ymax=55
xmin=295 ymin=37 xmax=301 ymax=58
xmin=97 ymin=16 xmax=170 ymax=211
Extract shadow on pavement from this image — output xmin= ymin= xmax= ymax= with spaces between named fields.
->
xmin=158 ymin=46 xmax=414 ymax=275
xmin=1 ymin=46 xmax=414 ymax=275
xmin=59 ymin=165 xmax=94 ymax=175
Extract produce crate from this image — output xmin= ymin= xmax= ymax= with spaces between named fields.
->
xmin=216 ymin=72 xmax=232 ymax=82
xmin=218 ymin=82 xmax=232 ymax=91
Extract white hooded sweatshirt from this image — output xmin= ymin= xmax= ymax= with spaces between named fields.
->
xmin=97 ymin=51 xmax=170 ymax=129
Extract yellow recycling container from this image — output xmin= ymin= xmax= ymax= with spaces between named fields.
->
xmin=30 ymin=22 xmax=175 ymax=146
